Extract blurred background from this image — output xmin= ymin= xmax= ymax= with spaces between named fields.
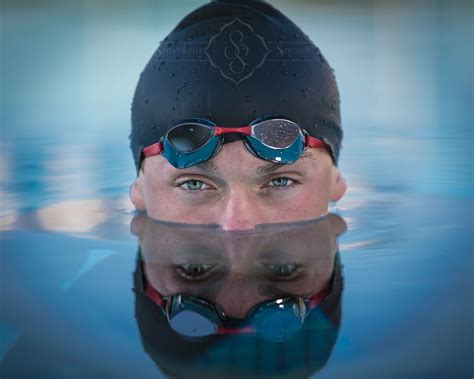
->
xmin=1 ymin=0 xmax=472 ymax=225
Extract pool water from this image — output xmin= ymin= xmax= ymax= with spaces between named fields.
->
xmin=1 ymin=1 xmax=472 ymax=378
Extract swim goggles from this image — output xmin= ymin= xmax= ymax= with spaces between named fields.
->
xmin=142 ymin=117 xmax=328 ymax=169
xmin=143 ymin=274 xmax=329 ymax=342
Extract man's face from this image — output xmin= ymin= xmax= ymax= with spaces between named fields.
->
xmin=131 ymin=141 xmax=346 ymax=231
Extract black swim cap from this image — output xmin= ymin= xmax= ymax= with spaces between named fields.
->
xmin=130 ymin=0 xmax=342 ymax=174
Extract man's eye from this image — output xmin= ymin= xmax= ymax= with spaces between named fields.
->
xmin=180 ymin=180 xmax=209 ymax=191
xmin=262 ymin=263 xmax=301 ymax=279
xmin=267 ymin=177 xmax=295 ymax=187
xmin=176 ymin=263 xmax=216 ymax=280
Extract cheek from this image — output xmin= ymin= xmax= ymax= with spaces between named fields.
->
xmin=142 ymin=182 xmax=221 ymax=222
xmin=270 ymin=181 xmax=332 ymax=220
xmin=269 ymin=157 xmax=334 ymax=220
xmin=142 ymin=175 xmax=188 ymax=221
xmin=305 ymin=166 xmax=334 ymax=204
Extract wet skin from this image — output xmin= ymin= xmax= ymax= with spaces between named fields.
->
xmin=132 ymin=213 xmax=346 ymax=319
xmin=130 ymin=141 xmax=347 ymax=231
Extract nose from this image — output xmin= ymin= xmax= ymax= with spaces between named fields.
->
xmin=220 ymin=188 xmax=262 ymax=231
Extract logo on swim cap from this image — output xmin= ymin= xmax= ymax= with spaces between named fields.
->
xmin=204 ymin=18 xmax=271 ymax=85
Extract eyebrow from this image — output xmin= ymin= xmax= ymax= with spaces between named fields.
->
xmin=256 ymin=162 xmax=287 ymax=175
xmin=258 ymin=284 xmax=294 ymax=298
xmin=190 ymin=159 xmax=285 ymax=177
xmin=195 ymin=160 xmax=289 ymax=176
xmin=195 ymin=160 xmax=219 ymax=174
xmin=176 ymin=265 xmax=229 ymax=299
xmin=256 ymin=150 xmax=312 ymax=175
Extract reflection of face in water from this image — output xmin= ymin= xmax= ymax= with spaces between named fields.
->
xmin=133 ymin=213 xmax=346 ymax=319
xmin=132 ymin=213 xmax=346 ymax=379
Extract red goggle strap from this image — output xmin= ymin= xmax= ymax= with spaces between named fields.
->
xmin=143 ymin=141 xmax=164 ymax=158
xmin=213 ymin=126 xmax=252 ymax=136
xmin=305 ymin=135 xmax=327 ymax=149
xmin=145 ymin=283 xmax=165 ymax=307
xmin=217 ymin=326 xmax=254 ymax=335
xmin=308 ymin=288 xmax=330 ymax=309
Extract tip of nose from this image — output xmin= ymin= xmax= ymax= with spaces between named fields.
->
xmin=219 ymin=193 xmax=261 ymax=231
xmin=221 ymin=222 xmax=256 ymax=232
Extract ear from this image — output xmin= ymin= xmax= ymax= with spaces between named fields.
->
xmin=330 ymin=169 xmax=347 ymax=202
xmin=130 ymin=174 xmax=146 ymax=210
xmin=327 ymin=213 xmax=348 ymax=237
xmin=130 ymin=212 xmax=146 ymax=236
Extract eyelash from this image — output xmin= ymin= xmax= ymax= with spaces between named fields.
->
xmin=259 ymin=263 xmax=303 ymax=280
xmin=175 ymin=263 xmax=217 ymax=281
xmin=263 ymin=177 xmax=297 ymax=190
xmin=178 ymin=179 xmax=213 ymax=192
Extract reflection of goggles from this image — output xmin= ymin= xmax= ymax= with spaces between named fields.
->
xmin=141 ymin=268 xmax=329 ymax=342
xmin=142 ymin=117 xmax=328 ymax=169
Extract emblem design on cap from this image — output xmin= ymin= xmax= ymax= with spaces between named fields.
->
xmin=204 ymin=17 xmax=271 ymax=85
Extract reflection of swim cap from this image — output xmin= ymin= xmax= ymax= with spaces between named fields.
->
xmin=130 ymin=0 xmax=343 ymax=173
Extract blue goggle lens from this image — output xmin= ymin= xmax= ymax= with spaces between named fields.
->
xmin=169 ymin=309 xmax=218 ymax=337
xmin=252 ymin=119 xmax=300 ymax=148
xmin=168 ymin=123 xmax=213 ymax=152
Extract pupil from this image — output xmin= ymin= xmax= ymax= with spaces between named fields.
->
xmin=273 ymin=265 xmax=290 ymax=276
xmin=187 ymin=180 xmax=203 ymax=190
xmin=179 ymin=263 xmax=213 ymax=278
xmin=272 ymin=178 xmax=288 ymax=186
xmin=189 ymin=264 xmax=203 ymax=276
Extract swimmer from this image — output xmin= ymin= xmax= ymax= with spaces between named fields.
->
xmin=129 ymin=0 xmax=347 ymax=230
xmin=132 ymin=212 xmax=346 ymax=377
